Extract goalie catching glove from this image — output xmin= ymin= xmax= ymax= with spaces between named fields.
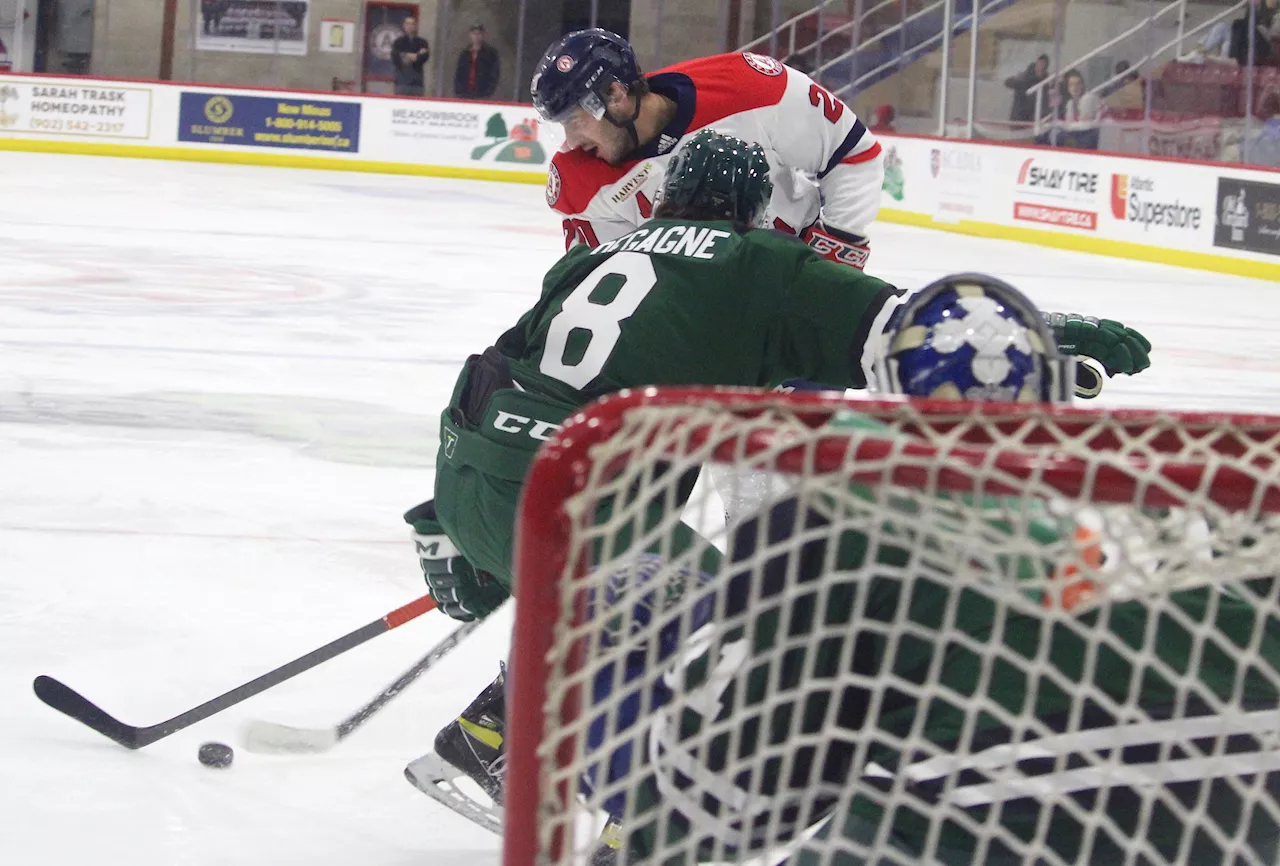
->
xmin=1044 ymin=313 xmax=1152 ymax=377
xmin=802 ymin=219 xmax=870 ymax=270
xmin=405 ymin=500 xmax=508 ymax=622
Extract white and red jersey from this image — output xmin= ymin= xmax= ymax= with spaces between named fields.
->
xmin=545 ymin=52 xmax=884 ymax=251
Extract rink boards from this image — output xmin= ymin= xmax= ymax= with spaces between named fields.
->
xmin=0 ymin=71 xmax=1277 ymax=280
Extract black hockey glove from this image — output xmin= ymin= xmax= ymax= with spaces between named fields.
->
xmin=404 ymin=500 xmax=508 ymax=622
xmin=1044 ymin=313 xmax=1152 ymax=377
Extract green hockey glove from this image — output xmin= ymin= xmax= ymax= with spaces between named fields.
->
xmin=404 ymin=500 xmax=508 ymax=622
xmin=1045 ymin=313 xmax=1152 ymax=377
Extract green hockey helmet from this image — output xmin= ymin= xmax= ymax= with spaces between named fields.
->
xmin=657 ymin=129 xmax=773 ymax=227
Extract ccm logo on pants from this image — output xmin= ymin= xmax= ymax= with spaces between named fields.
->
xmin=493 ymin=411 xmax=562 ymax=442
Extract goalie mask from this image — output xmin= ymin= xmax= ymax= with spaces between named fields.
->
xmin=874 ymin=273 xmax=1073 ymax=404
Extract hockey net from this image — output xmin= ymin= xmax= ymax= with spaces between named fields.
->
xmin=505 ymin=388 xmax=1280 ymax=866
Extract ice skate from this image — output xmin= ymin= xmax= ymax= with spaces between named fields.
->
xmin=404 ymin=666 xmax=506 ymax=834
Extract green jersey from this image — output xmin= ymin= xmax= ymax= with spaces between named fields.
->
xmin=495 ymin=219 xmax=899 ymax=403
xmin=432 ymin=220 xmax=899 ymax=586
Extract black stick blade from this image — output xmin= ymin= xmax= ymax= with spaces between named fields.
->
xmin=33 ymin=675 xmax=141 ymax=749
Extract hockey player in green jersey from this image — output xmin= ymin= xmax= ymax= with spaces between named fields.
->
xmin=573 ymin=277 xmax=1280 ymax=866
xmin=401 ymin=130 xmax=1154 ymax=828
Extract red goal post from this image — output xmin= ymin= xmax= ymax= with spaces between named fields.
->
xmin=504 ymin=387 xmax=1280 ymax=866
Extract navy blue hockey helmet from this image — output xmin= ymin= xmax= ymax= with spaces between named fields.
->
xmin=531 ymin=29 xmax=644 ymax=124
xmin=874 ymin=274 xmax=1073 ymax=403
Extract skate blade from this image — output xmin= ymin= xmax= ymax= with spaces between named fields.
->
xmin=404 ymin=751 xmax=504 ymax=835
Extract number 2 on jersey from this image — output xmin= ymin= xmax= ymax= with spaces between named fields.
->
xmin=808 ymin=83 xmax=844 ymax=124
xmin=539 ymin=252 xmax=658 ymax=390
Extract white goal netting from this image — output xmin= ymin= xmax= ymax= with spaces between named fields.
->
xmin=504 ymin=389 xmax=1280 ymax=866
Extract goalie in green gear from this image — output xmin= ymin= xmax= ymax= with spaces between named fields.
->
xmin=403 ymin=131 xmax=1156 ymax=836
xmin=581 ymin=279 xmax=1275 ymax=866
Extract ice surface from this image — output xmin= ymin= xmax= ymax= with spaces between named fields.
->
xmin=1 ymin=151 xmax=1277 ymax=866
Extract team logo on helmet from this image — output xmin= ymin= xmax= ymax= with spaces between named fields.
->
xmin=555 ymin=54 xmax=576 ymax=73
xmin=546 ymin=163 xmax=561 ymax=207
xmin=742 ymin=52 xmax=784 ymax=76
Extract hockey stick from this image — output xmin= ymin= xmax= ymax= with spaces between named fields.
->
xmin=32 ymin=594 xmax=437 ymax=750
xmin=242 ymin=616 xmax=484 ymax=753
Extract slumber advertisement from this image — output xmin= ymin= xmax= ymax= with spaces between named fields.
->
xmin=178 ymin=92 xmax=359 ymax=152
xmin=0 ymin=79 xmax=152 ymax=139
xmin=1012 ymin=157 xmax=1100 ymax=231
xmin=1214 ymin=178 xmax=1280 ymax=257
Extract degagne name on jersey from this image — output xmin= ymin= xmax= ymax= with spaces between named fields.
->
xmin=589 ymin=224 xmax=734 ymax=259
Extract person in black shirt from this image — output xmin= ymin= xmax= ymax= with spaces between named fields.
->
xmin=453 ymin=23 xmax=501 ymax=100
xmin=1004 ymin=53 xmax=1050 ymax=125
xmin=1230 ymin=0 xmax=1277 ymax=67
xmin=392 ymin=17 xmax=430 ymax=97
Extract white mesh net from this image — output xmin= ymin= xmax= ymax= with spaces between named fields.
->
xmin=505 ymin=390 xmax=1280 ymax=866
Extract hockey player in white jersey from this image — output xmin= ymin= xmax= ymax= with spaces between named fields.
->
xmin=532 ymin=28 xmax=883 ymax=270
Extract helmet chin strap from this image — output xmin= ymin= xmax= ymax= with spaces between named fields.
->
xmin=603 ymin=89 xmax=644 ymax=153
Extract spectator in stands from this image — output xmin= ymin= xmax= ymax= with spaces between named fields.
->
xmin=392 ymin=17 xmax=431 ymax=97
xmin=282 ymin=2 xmax=306 ymax=28
xmin=454 ymin=24 xmax=501 ymax=100
xmin=1005 ymin=54 xmax=1050 ymax=126
xmin=1182 ymin=18 xmax=1234 ymax=63
xmin=1056 ymin=68 xmax=1102 ymax=150
xmin=869 ymin=104 xmax=896 ymax=133
xmin=1099 ymin=60 xmax=1139 ymax=95
xmin=1102 ymin=60 xmax=1146 ymax=112
xmin=1230 ymin=0 xmax=1276 ymax=67
xmin=201 ymin=0 xmax=227 ymax=35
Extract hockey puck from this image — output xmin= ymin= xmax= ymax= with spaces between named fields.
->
xmin=198 ymin=741 xmax=234 ymax=768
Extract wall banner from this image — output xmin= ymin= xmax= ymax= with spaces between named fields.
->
xmin=0 ymin=80 xmax=152 ymax=139
xmin=1214 ymin=178 xmax=1280 ymax=258
xmin=177 ymin=91 xmax=359 ymax=152
xmin=196 ymin=1 xmax=310 ymax=56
